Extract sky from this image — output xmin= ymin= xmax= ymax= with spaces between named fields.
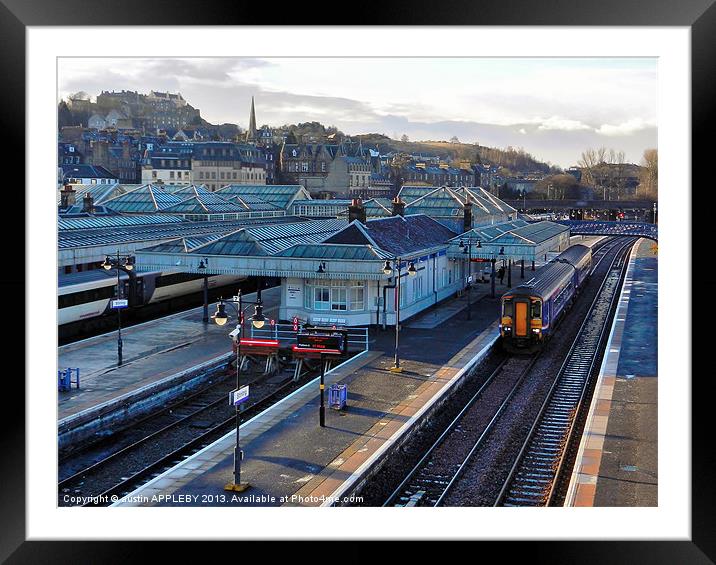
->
xmin=58 ymin=57 xmax=657 ymax=168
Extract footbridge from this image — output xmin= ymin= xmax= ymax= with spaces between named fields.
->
xmin=555 ymin=220 xmax=658 ymax=241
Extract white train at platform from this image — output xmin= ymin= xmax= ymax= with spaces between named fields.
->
xmin=58 ymin=269 xmax=242 ymax=326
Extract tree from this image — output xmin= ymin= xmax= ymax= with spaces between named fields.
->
xmin=534 ymin=174 xmax=581 ymax=200
xmin=450 ymin=136 xmax=460 ymax=144
xmin=400 ymin=134 xmax=409 ymax=143
xmin=578 ymin=146 xmax=611 ymax=198
xmin=639 ymin=148 xmax=658 ymax=199
xmin=57 ymin=100 xmax=73 ymax=129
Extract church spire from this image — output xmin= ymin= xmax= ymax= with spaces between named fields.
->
xmin=246 ymin=96 xmax=257 ymax=143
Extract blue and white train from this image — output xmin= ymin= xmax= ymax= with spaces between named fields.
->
xmin=499 ymin=244 xmax=592 ymax=353
xmin=58 ymin=269 xmax=242 ymax=326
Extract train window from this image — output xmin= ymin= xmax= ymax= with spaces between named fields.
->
xmin=58 ymin=284 xmax=114 ymax=309
xmin=502 ymin=299 xmax=513 ymax=316
xmin=155 ymin=272 xmax=206 ymax=288
xmin=531 ymin=300 xmax=542 ymax=319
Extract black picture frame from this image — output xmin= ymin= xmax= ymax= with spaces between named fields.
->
xmin=4 ymin=0 xmax=707 ymax=561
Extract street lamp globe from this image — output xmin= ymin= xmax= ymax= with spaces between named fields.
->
xmin=251 ymin=304 xmax=266 ymax=329
xmin=212 ymin=302 xmax=229 ymax=326
xmin=102 ymin=257 xmax=112 ymax=270
xmin=407 ymin=262 xmax=417 ymax=276
xmin=382 ymin=260 xmax=392 ymax=276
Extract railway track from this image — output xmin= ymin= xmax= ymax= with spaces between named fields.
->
xmin=371 ymin=237 xmax=634 ymax=507
xmin=494 ymin=238 xmax=634 ymax=507
xmin=58 ymin=356 xmax=324 ymax=507
xmin=383 ymin=355 xmax=537 ymax=507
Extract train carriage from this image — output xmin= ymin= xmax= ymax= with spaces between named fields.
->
xmin=500 ymin=244 xmax=592 ymax=353
xmin=58 ymin=269 xmax=242 ymax=326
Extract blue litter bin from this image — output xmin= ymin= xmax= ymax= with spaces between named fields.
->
xmin=328 ymin=384 xmax=347 ymax=410
xmin=58 ymin=368 xmax=80 ymax=391
xmin=58 ymin=369 xmax=71 ymax=391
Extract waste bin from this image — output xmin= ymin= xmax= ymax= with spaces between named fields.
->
xmin=58 ymin=369 xmax=71 ymax=392
xmin=328 ymin=383 xmax=348 ymax=410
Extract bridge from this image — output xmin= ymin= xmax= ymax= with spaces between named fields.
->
xmin=504 ymin=199 xmax=656 ymax=211
xmin=555 ymin=220 xmax=658 ymax=241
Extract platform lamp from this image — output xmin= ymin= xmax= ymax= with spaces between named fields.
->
xmin=382 ymin=258 xmax=417 ymax=373
xmin=459 ymin=237 xmax=482 ymax=321
xmin=213 ymin=293 xmax=266 ymax=493
xmin=197 ymin=258 xmax=209 ymax=324
xmin=101 ymin=251 xmax=134 ymax=367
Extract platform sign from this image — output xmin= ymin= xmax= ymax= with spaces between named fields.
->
xmin=229 ymin=386 xmax=250 ymax=406
xmin=296 ymin=327 xmax=348 ymax=356
xmin=470 ymin=258 xmax=490 ymax=263
xmin=111 ymin=299 xmax=128 ymax=309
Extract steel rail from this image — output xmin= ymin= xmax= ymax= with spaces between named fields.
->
xmin=493 ymin=238 xmax=634 ymax=507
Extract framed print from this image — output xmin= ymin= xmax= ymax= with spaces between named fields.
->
xmin=3 ymin=0 xmax=710 ymax=560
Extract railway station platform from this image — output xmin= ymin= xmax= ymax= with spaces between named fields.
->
xmin=58 ymin=287 xmax=282 ymax=421
xmin=58 ymin=259 xmax=525 ymax=425
xmin=113 ymin=283 xmax=505 ymax=507
xmin=565 ymin=238 xmax=658 ymax=506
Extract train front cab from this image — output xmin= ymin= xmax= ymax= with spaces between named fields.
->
xmin=501 ymin=293 xmax=543 ymax=352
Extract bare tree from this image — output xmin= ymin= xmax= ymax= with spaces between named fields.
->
xmin=606 ymin=149 xmax=627 ymax=200
xmin=579 ymin=146 xmax=614 ymax=199
xmin=639 ymin=148 xmax=658 ymax=199
xmin=577 ymin=148 xmax=599 ymax=187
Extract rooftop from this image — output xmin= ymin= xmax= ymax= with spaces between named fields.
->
xmin=324 ymin=214 xmax=458 ymax=256
xmin=102 ymin=183 xmax=184 ymax=213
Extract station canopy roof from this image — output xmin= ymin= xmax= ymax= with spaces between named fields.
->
xmin=224 ymin=193 xmax=283 ymax=212
xmin=161 ymin=187 xmax=249 ymax=214
xmin=138 ymin=233 xmax=229 ymax=253
xmin=56 ymin=182 xmax=129 ymax=205
xmin=102 ymin=183 xmax=184 ymax=213
xmin=144 ymin=218 xmax=350 ymax=258
xmin=453 ymin=219 xmax=569 ymax=246
xmin=276 ymin=243 xmax=390 ymax=261
xmin=324 ymin=214 xmax=458 ymax=256
xmin=215 ymin=184 xmax=310 ymax=210
xmin=402 ymin=186 xmax=516 ymax=221
xmin=58 ymin=213 xmax=184 ymax=231
xmin=58 ymin=214 xmax=310 ymax=249
xmin=336 ymin=198 xmax=392 ymax=218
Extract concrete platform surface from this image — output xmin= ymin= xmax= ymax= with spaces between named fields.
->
xmin=58 ymin=287 xmax=280 ymax=421
xmin=58 ymin=268 xmax=524 ymax=422
xmin=566 ymin=238 xmax=658 ymax=507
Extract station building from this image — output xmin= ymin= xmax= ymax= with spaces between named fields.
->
xmin=447 ymin=219 xmax=571 ymax=266
xmin=133 ymin=199 xmax=571 ymax=328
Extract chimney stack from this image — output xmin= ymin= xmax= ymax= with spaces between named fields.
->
xmin=60 ymin=183 xmax=76 ymax=208
xmin=348 ymin=198 xmax=367 ymax=224
xmin=463 ymin=195 xmax=473 ymax=232
xmin=82 ymin=193 xmax=95 ymax=214
xmin=391 ymin=196 xmax=405 ymax=217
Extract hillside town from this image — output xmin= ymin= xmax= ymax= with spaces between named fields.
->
xmin=58 ymin=90 xmax=656 ymax=208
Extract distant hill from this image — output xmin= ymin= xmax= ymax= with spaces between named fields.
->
xmin=354 ymin=133 xmax=555 ymax=174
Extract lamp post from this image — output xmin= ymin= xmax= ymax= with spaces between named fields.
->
xmin=213 ymin=291 xmax=266 ymax=493
xmin=490 ymin=247 xmax=505 ymax=299
xmin=197 ymin=258 xmax=209 ymax=324
xmin=459 ymin=237 xmax=482 ymax=321
xmin=101 ymin=251 xmax=134 ymax=367
xmin=382 ymin=258 xmax=417 ymax=373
